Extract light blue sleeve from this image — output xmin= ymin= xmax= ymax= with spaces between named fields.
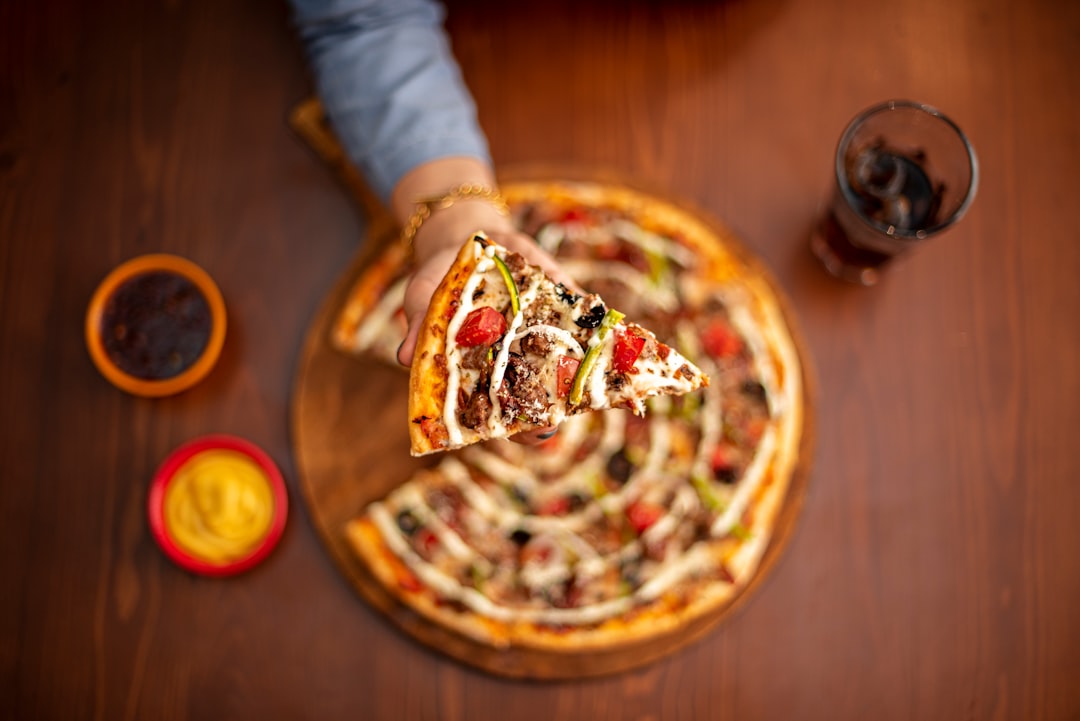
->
xmin=289 ymin=0 xmax=492 ymax=203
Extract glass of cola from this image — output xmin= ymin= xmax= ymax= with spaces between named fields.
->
xmin=811 ymin=100 xmax=979 ymax=285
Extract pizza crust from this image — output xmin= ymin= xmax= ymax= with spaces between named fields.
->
xmin=407 ymin=238 xmax=481 ymax=455
xmin=346 ymin=515 xmax=745 ymax=653
xmin=330 ymin=240 xmax=410 ymax=355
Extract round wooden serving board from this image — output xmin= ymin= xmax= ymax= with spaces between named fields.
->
xmin=290 ymin=175 xmax=815 ymax=680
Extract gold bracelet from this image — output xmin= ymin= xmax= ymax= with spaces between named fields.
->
xmin=400 ymin=183 xmax=510 ymax=251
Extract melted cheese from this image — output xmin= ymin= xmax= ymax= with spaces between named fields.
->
xmin=487 ymin=279 xmax=541 ymax=429
xmin=535 ymin=223 xmax=565 ymax=254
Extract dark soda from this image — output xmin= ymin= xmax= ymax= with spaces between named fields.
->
xmin=812 ymin=142 xmax=944 ymax=285
xmin=846 ymin=145 xmax=940 ymax=231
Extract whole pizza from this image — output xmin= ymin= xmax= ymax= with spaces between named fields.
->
xmin=330 ymin=179 xmax=806 ymax=656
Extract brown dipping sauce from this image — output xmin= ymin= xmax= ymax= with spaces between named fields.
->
xmin=100 ymin=271 xmax=213 ymax=380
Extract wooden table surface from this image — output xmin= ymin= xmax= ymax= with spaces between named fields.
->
xmin=3 ymin=0 xmax=1078 ymax=719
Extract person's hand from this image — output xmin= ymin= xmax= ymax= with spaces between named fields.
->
xmin=396 ymin=229 xmax=575 ymax=445
xmin=389 ymin=157 xmax=578 ymax=446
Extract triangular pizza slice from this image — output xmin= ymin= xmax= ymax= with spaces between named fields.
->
xmin=408 ymin=232 xmax=708 ymax=456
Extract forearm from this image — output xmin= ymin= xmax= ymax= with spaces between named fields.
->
xmin=290 ymin=0 xmax=492 ymax=204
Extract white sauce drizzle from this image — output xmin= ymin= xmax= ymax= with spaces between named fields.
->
xmin=690 ymin=360 xmax=724 ymax=486
xmin=710 ymin=426 xmax=777 ymax=536
xmin=541 ymin=410 xmax=626 ymax=499
xmin=557 ymin=260 xmax=679 ymax=313
xmin=352 ymin=277 xmax=407 ymax=351
xmin=439 ymin=456 xmax=520 ymax=530
xmin=520 ymin=534 xmax=570 ymax=590
xmin=371 ymin=503 xmax=461 ymax=598
xmin=535 ymin=223 xmax=565 ymax=254
xmin=642 ymin=484 xmax=698 ymax=546
xmin=487 ymin=279 xmax=541 ymax=429
xmin=642 ymin=410 xmax=672 ymax=477
xmin=636 ymin=544 xmax=715 ymax=601
xmin=442 ymin=244 xmax=495 ymax=446
xmin=725 ymin=292 xmax=781 ymax=416
xmin=514 ymin=324 xmax=585 ymax=357
xmin=607 ymin=218 xmax=696 ymax=267
xmin=461 ymin=447 xmax=539 ymax=495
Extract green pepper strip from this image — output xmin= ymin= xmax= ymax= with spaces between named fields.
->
xmin=730 ymin=523 xmax=753 ymax=541
xmin=474 ymin=233 xmax=520 ymax=316
xmin=470 ymin=563 xmax=487 ymax=592
xmin=690 ymin=473 xmax=723 ymax=511
xmin=492 ymin=254 xmax=520 ymax=316
xmin=569 ymin=309 xmax=624 ymax=406
xmin=645 ymin=247 xmax=668 ymax=284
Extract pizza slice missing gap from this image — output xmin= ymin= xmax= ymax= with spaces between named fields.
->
xmin=408 ymin=232 xmax=709 ymax=456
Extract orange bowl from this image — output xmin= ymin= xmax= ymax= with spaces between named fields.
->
xmin=85 ymin=254 xmax=226 ymax=397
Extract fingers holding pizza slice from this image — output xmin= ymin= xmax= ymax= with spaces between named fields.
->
xmin=408 ymin=232 xmax=709 ymax=457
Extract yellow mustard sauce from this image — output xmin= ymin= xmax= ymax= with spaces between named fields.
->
xmin=164 ymin=450 xmax=274 ymax=563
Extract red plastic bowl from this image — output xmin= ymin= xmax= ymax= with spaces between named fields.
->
xmin=148 ymin=435 xmax=288 ymax=577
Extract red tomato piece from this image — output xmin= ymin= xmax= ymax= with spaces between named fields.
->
xmin=417 ymin=416 xmax=448 ymax=449
xmin=455 ymin=306 xmax=507 ymax=347
xmin=711 ymin=445 xmax=739 ymax=483
xmin=718 ymin=563 xmax=735 ymax=584
xmin=612 ymin=331 xmax=646 ymax=373
xmin=701 ymin=320 xmax=744 ymax=359
xmin=626 ymin=500 xmax=664 ymax=534
xmin=414 ymin=528 xmax=439 ymax=556
xmin=558 ymin=583 xmax=583 ymax=609
xmin=556 ymin=355 xmax=581 ymax=398
xmin=521 ymin=541 xmax=553 ymax=565
xmin=397 ymin=568 xmax=423 ymax=592
xmin=595 ymin=243 xmax=622 ymax=261
xmin=710 ymin=445 xmax=733 ymax=473
xmin=745 ymin=418 xmax=766 ymax=445
xmin=559 ymin=207 xmax=589 ymax=224
xmin=538 ymin=496 xmax=571 ymax=516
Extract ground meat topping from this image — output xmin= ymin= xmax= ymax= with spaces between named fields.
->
xmin=497 ymin=355 xmax=549 ymax=424
xmin=460 ymin=389 xmax=492 ymax=430
xmin=520 ymin=332 xmax=554 ymax=357
xmin=460 ymin=345 xmax=490 ymax=371
xmin=503 ymin=250 xmax=531 ymax=288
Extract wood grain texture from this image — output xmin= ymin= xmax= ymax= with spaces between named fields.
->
xmin=2 ymin=0 xmax=1078 ymax=719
